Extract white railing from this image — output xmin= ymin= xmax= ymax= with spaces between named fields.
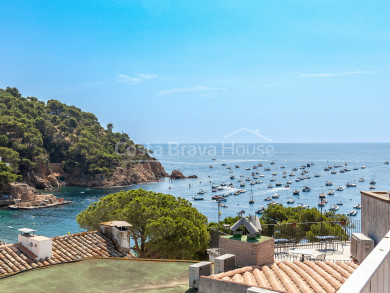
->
xmin=338 ymin=230 xmax=390 ymax=293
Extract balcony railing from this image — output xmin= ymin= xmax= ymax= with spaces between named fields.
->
xmin=338 ymin=230 xmax=390 ymax=293
xmin=209 ymin=220 xmax=361 ymax=249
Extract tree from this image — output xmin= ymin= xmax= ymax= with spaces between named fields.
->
xmin=77 ymin=189 xmax=209 ymax=259
xmin=0 ymin=161 xmax=21 ymax=186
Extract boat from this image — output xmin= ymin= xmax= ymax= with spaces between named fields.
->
xmin=230 ymin=175 xmax=235 ymax=180
xmin=336 ymin=202 xmax=343 ymax=205
xmin=318 ymin=201 xmax=326 ymax=207
xmin=319 ymin=193 xmax=326 ymax=199
xmin=285 ymin=184 xmax=290 ymax=188
xmin=193 ymin=196 xmax=204 ymax=201
xmin=212 ymin=195 xmax=222 ymax=200
xmin=286 ymin=180 xmax=293 ymax=184
xmin=295 ymin=178 xmax=301 ymax=182
xmin=282 ymin=175 xmax=287 ymax=179
xmin=348 ymin=210 xmax=358 ymax=216
xmin=314 ymin=174 xmax=321 ymax=177
xmin=209 ymin=165 xmax=213 ymax=168
xmin=359 ymin=178 xmax=364 ymax=182
xmin=353 ymin=167 xmax=358 ymax=170
xmin=346 ymin=182 xmax=357 ymax=187
xmin=302 ymin=186 xmax=311 ymax=192
xmin=272 ymin=172 xmax=277 ymax=176
xmin=293 ymin=190 xmax=300 ymax=195
xmin=361 ymin=166 xmax=366 ymax=169
xmin=385 ymin=161 xmax=389 ymax=165
xmin=327 ymin=189 xmax=335 ymax=195
xmin=336 ymin=186 xmax=344 ymax=191
xmin=264 ymin=168 xmax=271 ymax=171
xmin=292 ymin=168 xmax=298 ymax=171
xmin=212 ymin=158 xmax=216 ymax=161
xmin=249 ymin=189 xmax=255 ymax=204
xmin=219 ymin=204 xmax=228 ymax=208
xmin=369 ymin=185 xmax=376 ymax=189
xmin=246 ymin=168 xmax=250 ymax=171
xmin=325 ymin=181 xmax=333 ymax=186
xmin=287 ymin=198 xmax=295 ymax=204
xmin=272 ymin=193 xmax=280 ymax=198
xmin=270 ymin=178 xmax=275 ymax=182
xmin=256 ymin=207 xmax=265 ymax=214
xmin=259 ymin=174 xmax=264 ymax=177
xmin=275 ymin=182 xmax=282 ymax=187
xmin=329 ymin=205 xmax=339 ymax=211
xmin=370 ymin=179 xmax=376 ymax=185
xmin=270 ymin=161 xmax=275 ymax=165
xmin=331 ymin=171 xmax=337 ymax=174
xmin=264 ymin=196 xmax=272 ymax=201
xmin=235 ymin=164 xmax=240 ymax=168
xmin=222 ymin=163 xmax=226 ymax=166
xmin=246 ymin=178 xmax=251 ymax=181
xmin=197 ymin=190 xmax=205 ymax=194
xmin=240 ymin=183 xmax=246 ymax=187
xmin=354 ymin=204 xmax=362 ymax=209
xmin=289 ymin=173 xmax=296 ymax=176
xmin=268 ymin=184 xmax=273 ymax=188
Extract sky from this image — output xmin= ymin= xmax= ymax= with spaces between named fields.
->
xmin=1 ymin=0 xmax=390 ymax=143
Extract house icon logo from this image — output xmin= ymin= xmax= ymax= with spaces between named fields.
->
xmin=223 ymin=127 xmax=273 ymax=143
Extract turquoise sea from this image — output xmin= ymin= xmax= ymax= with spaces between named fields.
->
xmin=1 ymin=143 xmax=389 ymax=243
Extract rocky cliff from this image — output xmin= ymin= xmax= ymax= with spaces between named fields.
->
xmin=64 ymin=159 xmax=168 ymax=187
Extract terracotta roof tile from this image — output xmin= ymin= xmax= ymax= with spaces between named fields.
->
xmin=0 ymin=231 xmax=134 ymax=277
xmin=204 ymin=260 xmax=358 ymax=293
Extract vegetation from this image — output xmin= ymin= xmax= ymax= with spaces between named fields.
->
xmin=209 ymin=205 xmax=349 ymax=241
xmin=0 ymin=87 xmax=150 ymax=186
xmin=77 ymin=189 xmax=210 ymax=259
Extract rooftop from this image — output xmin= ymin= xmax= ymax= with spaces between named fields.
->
xmin=0 ymin=259 xmax=195 ymax=293
xmin=206 ymin=260 xmax=358 ymax=293
xmin=0 ymin=231 xmax=133 ymax=276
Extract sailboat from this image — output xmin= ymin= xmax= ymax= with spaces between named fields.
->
xmin=249 ymin=187 xmax=255 ymax=204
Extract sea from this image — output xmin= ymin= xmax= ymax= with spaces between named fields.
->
xmin=1 ymin=143 xmax=389 ymax=243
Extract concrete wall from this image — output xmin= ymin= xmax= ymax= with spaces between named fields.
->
xmin=219 ymin=237 xmax=274 ymax=267
xmin=338 ymin=230 xmax=390 ymax=293
xmin=361 ymin=191 xmax=390 ymax=245
xmin=18 ymin=234 xmax=52 ymax=261
xmin=199 ymin=277 xmax=252 ymax=293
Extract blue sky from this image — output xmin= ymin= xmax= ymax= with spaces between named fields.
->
xmin=1 ymin=0 xmax=389 ymax=143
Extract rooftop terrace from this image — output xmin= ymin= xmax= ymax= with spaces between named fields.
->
xmin=0 ymin=259 xmax=195 ymax=293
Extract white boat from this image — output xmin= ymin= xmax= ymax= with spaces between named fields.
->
xmin=256 ymin=207 xmax=265 ymax=214
xmin=193 ymin=196 xmax=204 ymax=201
xmin=346 ymin=182 xmax=357 ymax=187
xmin=264 ymin=197 xmax=272 ymax=201
xmin=325 ymin=181 xmax=333 ymax=186
xmin=235 ymin=164 xmax=240 ymax=168
xmin=348 ymin=210 xmax=358 ymax=216
xmin=293 ymin=190 xmax=300 ymax=195
xmin=314 ymin=174 xmax=321 ymax=177
xmin=369 ymin=185 xmax=376 ymax=189
xmin=336 ymin=202 xmax=343 ymax=205
xmin=361 ymin=166 xmax=366 ymax=169
xmin=319 ymin=193 xmax=326 ymax=199
xmin=354 ymin=204 xmax=362 ymax=209
xmin=272 ymin=193 xmax=280 ymax=198
xmin=287 ymin=198 xmax=295 ymax=204
xmin=327 ymin=189 xmax=335 ymax=195
xmin=329 ymin=205 xmax=339 ymax=211
xmin=385 ymin=161 xmax=389 ymax=165
xmin=302 ymin=186 xmax=311 ymax=192
xmin=197 ymin=190 xmax=205 ymax=194
xmin=358 ymin=178 xmax=364 ymax=182
xmin=336 ymin=186 xmax=344 ymax=191
xmin=370 ymin=179 xmax=376 ymax=185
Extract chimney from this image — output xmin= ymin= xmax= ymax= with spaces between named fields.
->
xmin=99 ymin=221 xmax=132 ymax=253
xmin=18 ymin=228 xmax=52 ymax=261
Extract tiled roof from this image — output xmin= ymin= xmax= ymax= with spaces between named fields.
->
xmin=0 ymin=231 xmax=134 ymax=276
xmin=207 ymin=260 xmax=358 ymax=293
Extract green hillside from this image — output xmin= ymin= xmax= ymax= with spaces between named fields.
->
xmin=0 ymin=87 xmax=150 ymax=188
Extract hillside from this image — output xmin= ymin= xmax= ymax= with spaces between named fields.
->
xmin=0 ymin=87 xmax=167 ymax=192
